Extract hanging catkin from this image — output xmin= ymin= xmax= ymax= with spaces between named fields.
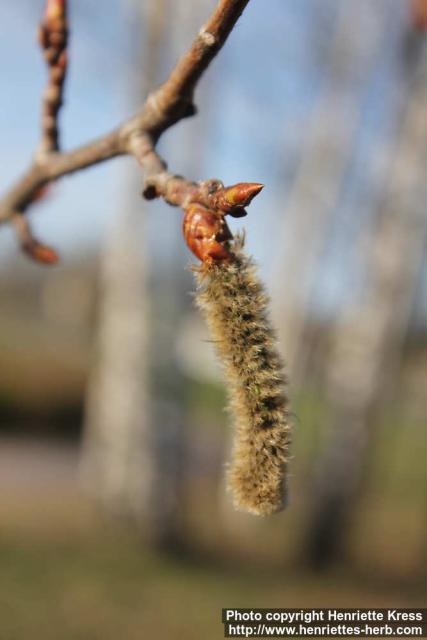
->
xmin=194 ymin=236 xmax=291 ymax=516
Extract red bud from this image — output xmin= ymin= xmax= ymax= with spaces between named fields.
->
xmin=183 ymin=203 xmax=233 ymax=264
xmin=411 ymin=0 xmax=427 ymax=30
xmin=212 ymin=182 xmax=264 ymax=214
xmin=45 ymin=0 xmax=67 ymax=22
xmin=223 ymin=182 xmax=264 ymax=207
xmin=22 ymin=240 xmax=59 ymax=265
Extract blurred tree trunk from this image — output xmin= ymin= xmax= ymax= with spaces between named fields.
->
xmin=144 ymin=0 xmax=214 ymax=540
xmin=81 ymin=0 xmax=186 ymax=547
xmin=272 ymin=1 xmax=388 ymax=389
xmin=304 ymin=32 xmax=427 ymax=569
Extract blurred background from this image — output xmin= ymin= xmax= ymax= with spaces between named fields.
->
xmin=0 ymin=0 xmax=427 ymax=637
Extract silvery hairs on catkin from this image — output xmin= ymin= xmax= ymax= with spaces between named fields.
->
xmin=194 ymin=236 xmax=291 ymax=516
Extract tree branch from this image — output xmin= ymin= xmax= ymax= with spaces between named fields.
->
xmin=0 ymin=0 xmax=250 ymax=233
xmin=38 ymin=0 xmax=69 ymax=154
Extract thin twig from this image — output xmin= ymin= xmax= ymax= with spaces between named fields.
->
xmin=12 ymin=212 xmax=59 ymax=264
xmin=0 ymin=0 xmax=250 ymax=230
xmin=38 ymin=0 xmax=68 ymax=154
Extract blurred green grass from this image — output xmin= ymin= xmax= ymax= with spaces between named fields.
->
xmin=0 ymin=381 xmax=425 ymax=639
xmin=0 ymin=471 xmax=425 ymax=640
xmin=0 ymin=524 xmax=425 ymax=640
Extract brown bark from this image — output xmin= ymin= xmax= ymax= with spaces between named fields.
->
xmin=0 ymin=0 xmax=250 ymax=229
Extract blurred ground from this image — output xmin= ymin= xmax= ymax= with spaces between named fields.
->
xmin=0 ymin=435 xmax=425 ymax=640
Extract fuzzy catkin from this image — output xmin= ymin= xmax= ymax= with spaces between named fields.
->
xmin=194 ymin=237 xmax=291 ymax=516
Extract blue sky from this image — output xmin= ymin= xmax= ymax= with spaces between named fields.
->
xmin=0 ymin=0 xmax=331 ymax=262
xmin=1 ymin=0 xmax=426 ymax=321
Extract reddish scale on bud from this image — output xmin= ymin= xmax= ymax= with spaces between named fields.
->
xmin=40 ymin=0 xmax=67 ymax=55
xmin=45 ymin=0 xmax=67 ymax=23
xmin=214 ymin=182 xmax=264 ymax=216
xmin=183 ymin=203 xmax=233 ymax=264
xmin=411 ymin=0 xmax=427 ymax=30
xmin=38 ymin=25 xmax=49 ymax=50
xmin=22 ymin=240 xmax=59 ymax=265
xmin=57 ymin=50 xmax=67 ymax=71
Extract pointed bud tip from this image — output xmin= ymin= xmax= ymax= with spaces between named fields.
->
xmin=45 ymin=0 xmax=66 ymax=22
xmin=223 ymin=182 xmax=264 ymax=207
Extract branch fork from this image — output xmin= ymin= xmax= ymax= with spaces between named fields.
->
xmin=0 ymin=0 xmax=252 ymax=263
xmin=0 ymin=0 xmax=292 ymax=516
